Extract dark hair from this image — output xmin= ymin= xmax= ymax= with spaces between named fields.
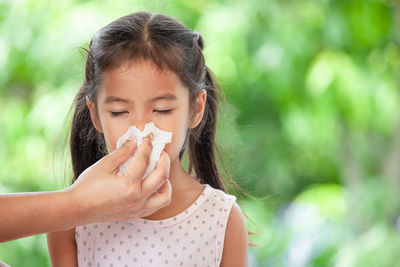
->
xmin=70 ymin=11 xmax=226 ymax=190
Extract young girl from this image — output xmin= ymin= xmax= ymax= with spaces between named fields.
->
xmin=47 ymin=11 xmax=248 ymax=266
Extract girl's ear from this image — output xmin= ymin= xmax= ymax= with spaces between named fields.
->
xmin=86 ymin=96 xmax=104 ymax=133
xmin=189 ymin=89 xmax=207 ymax=129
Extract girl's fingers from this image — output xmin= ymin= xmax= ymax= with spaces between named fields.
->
xmin=141 ymin=151 xmax=171 ymax=199
xmin=123 ymin=136 xmax=153 ymax=183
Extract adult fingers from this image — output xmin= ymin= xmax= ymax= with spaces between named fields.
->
xmin=101 ymin=139 xmax=137 ymax=173
xmin=144 ymin=179 xmax=172 ymax=211
xmin=124 ymin=135 xmax=153 ymax=183
xmin=141 ymin=151 xmax=170 ymax=199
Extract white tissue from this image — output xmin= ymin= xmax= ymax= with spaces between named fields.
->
xmin=116 ymin=122 xmax=172 ymax=178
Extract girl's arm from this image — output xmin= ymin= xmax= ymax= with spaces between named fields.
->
xmin=47 ymin=228 xmax=78 ymax=267
xmin=220 ymin=202 xmax=249 ymax=267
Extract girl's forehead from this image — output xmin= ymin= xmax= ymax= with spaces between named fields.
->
xmin=99 ymin=60 xmax=188 ymax=102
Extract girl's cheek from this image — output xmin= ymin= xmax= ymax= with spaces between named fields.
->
xmin=163 ymin=142 xmax=173 ymax=155
xmin=104 ymin=132 xmax=118 ymax=152
xmin=165 ymin=127 xmax=188 ymax=160
xmin=103 ymin=123 xmax=129 ymax=152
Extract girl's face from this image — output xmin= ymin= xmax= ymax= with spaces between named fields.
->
xmin=87 ymin=60 xmax=207 ymax=163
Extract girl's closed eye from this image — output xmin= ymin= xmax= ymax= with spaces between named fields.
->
xmin=154 ymin=109 xmax=173 ymax=115
xmin=110 ymin=111 xmax=128 ymax=117
xmin=110 ymin=109 xmax=173 ymax=117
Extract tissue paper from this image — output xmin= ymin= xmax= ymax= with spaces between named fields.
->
xmin=116 ymin=122 xmax=173 ymax=178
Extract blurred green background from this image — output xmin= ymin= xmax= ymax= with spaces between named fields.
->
xmin=0 ymin=0 xmax=399 ymax=266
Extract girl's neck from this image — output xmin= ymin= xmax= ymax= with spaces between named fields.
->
xmin=168 ymin=157 xmax=198 ymax=191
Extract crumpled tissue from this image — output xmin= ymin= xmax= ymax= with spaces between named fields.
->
xmin=116 ymin=122 xmax=172 ymax=178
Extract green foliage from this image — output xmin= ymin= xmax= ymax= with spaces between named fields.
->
xmin=0 ymin=0 xmax=399 ymax=266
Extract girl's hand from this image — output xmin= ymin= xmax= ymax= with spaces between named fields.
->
xmin=66 ymin=135 xmax=172 ymax=225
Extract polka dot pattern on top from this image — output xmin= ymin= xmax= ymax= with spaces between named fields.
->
xmin=75 ymin=184 xmax=237 ymax=266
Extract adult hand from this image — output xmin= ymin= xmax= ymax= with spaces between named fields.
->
xmin=0 ymin=135 xmax=171 ymax=243
xmin=66 ymin=135 xmax=172 ymax=225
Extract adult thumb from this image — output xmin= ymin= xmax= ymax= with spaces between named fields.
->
xmin=101 ymin=139 xmax=137 ymax=172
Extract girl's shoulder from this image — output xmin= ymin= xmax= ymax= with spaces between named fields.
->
xmin=203 ymin=184 xmax=237 ymax=203
xmin=197 ymin=184 xmax=238 ymax=222
xmin=198 ymin=184 xmax=239 ymax=230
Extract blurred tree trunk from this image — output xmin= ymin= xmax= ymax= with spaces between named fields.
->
xmin=379 ymin=0 xmax=400 ymax=221
xmin=339 ymin=122 xmax=365 ymax=231
xmin=339 ymin=124 xmax=362 ymax=190
xmin=382 ymin=0 xmax=400 ymax=186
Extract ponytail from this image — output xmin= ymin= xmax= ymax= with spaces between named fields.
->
xmin=187 ymin=66 xmax=225 ymax=191
xmin=70 ymin=86 xmax=107 ymax=183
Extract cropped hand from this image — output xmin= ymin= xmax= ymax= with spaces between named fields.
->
xmin=67 ymin=135 xmax=172 ymax=225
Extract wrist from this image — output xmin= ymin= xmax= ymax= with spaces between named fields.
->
xmin=60 ymin=187 xmax=89 ymax=227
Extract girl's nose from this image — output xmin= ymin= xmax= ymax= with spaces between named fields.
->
xmin=130 ymin=111 xmax=151 ymax=131
xmin=133 ymin=122 xmax=145 ymax=131
xmin=131 ymin=118 xmax=149 ymax=132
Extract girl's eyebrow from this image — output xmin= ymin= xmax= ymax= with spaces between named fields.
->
xmin=148 ymin=93 xmax=178 ymax=103
xmin=104 ymin=93 xmax=177 ymax=104
xmin=104 ymin=96 xmax=131 ymax=104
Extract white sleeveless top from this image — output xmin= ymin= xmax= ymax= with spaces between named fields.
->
xmin=75 ymin=184 xmax=237 ymax=266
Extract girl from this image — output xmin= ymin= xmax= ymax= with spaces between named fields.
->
xmin=47 ymin=11 xmax=248 ymax=266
